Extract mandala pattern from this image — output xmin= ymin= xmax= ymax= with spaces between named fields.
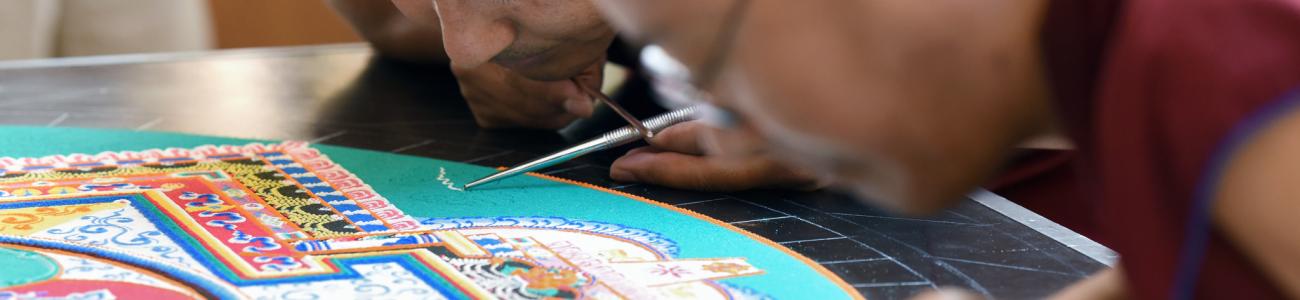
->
xmin=0 ymin=143 xmax=769 ymax=299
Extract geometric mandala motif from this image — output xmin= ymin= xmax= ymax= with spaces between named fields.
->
xmin=0 ymin=142 xmax=766 ymax=299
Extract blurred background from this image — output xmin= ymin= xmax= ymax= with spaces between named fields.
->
xmin=0 ymin=0 xmax=359 ymax=60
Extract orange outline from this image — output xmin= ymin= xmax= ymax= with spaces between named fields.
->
xmin=527 ymin=172 xmax=865 ymax=300
xmin=5 ymin=144 xmax=863 ymax=298
xmin=0 ymin=243 xmax=65 ymax=291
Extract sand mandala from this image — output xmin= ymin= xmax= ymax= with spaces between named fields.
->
xmin=0 ymin=127 xmax=857 ymax=299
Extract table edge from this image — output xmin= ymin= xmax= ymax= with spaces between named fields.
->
xmin=0 ymin=43 xmax=370 ymax=70
xmin=970 ymin=189 xmax=1118 ymax=267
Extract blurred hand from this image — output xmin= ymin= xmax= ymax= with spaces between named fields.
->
xmin=451 ymin=57 xmax=605 ymax=129
xmin=609 ymin=120 xmax=828 ymax=191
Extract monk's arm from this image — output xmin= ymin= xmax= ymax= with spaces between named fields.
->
xmin=1215 ymin=106 xmax=1300 ymax=298
xmin=327 ymin=0 xmax=448 ymax=63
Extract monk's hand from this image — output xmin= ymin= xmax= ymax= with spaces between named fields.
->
xmin=451 ymin=57 xmax=605 ymax=129
xmin=609 ymin=120 xmax=828 ymax=191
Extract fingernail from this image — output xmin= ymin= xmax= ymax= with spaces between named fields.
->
xmin=610 ymin=152 xmax=651 ymax=181
xmin=565 ymin=98 xmax=594 ymax=117
xmin=610 ymin=167 xmax=636 ymax=181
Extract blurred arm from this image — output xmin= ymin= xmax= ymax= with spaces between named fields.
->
xmin=1215 ymin=109 xmax=1300 ymax=298
xmin=1050 ymin=266 xmax=1127 ymax=300
xmin=326 ymin=0 xmax=448 ymax=63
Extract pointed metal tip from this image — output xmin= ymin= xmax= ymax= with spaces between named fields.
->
xmin=461 ymin=177 xmax=489 ymax=191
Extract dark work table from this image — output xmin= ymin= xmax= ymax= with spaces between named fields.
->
xmin=0 ymin=44 xmax=1113 ymax=299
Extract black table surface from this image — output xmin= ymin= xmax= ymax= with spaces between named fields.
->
xmin=0 ymin=45 xmax=1107 ymax=299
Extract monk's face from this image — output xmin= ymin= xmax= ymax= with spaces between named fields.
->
xmin=595 ymin=0 xmax=1055 ymax=214
xmin=392 ymin=0 xmax=616 ymax=80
